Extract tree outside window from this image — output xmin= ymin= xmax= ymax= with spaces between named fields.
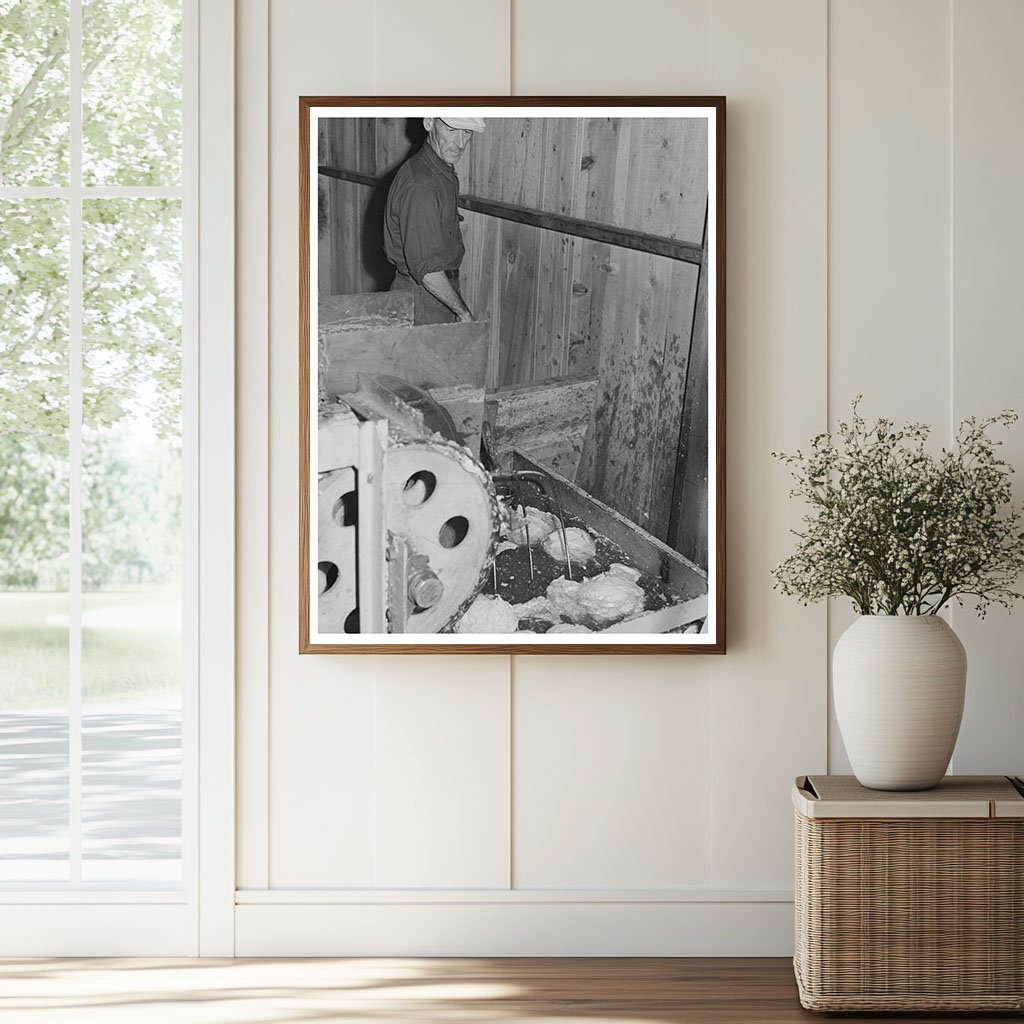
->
xmin=1 ymin=0 xmax=186 ymax=884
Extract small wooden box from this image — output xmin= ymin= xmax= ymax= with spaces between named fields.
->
xmin=793 ymin=775 xmax=1024 ymax=1012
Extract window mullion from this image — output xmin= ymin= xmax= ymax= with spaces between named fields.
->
xmin=1 ymin=0 xmax=193 ymax=904
xmin=68 ymin=0 xmax=84 ymax=886
xmin=0 ymin=187 xmax=183 ymax=199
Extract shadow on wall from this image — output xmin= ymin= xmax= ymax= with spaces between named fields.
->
xmin=358 ymin=118 xmax=426 ymax=292
xmin=358 ymin=181 xmax=393 ymax=291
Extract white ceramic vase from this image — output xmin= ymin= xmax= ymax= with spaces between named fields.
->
xmin=833 ymin=615 xmax=967 ymax=791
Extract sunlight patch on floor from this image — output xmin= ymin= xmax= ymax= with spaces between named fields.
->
xmin=0 ymin=958 xmax=681 ymax=1024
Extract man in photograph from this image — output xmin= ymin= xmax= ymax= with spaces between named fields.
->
xmin=383 ymin=116 xmax=484 ymax=324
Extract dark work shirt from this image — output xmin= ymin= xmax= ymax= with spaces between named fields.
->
xmin=383 ymin=142 xmax=465 ymax=283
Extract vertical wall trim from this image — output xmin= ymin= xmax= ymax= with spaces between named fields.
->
xmin=508 ymin=0 xmax=515 ymax=94
xmin=946 ymin=0 xmax=958 ymax=748
xmin=68 ymin=0 xmax=83 ymax=886
xmin=506 ymin=0 xmax=517 ymax=874
xmin=947 ymin=0 xmax=955 ymax=445
xmin=236 ymin=0 xmax=271 ymax=891
xmin=707 ymin=659 xmax=716 ymax=885
xmin=824 ymin=0 xmax=832 ymax=767
xmin=371 ymin=676 xmax=379 ymax=887
xmin=508 ymin=657 xmax=515 ymax=888
xmin=182 ymin=0 xmax=200 ymax=939
xmin=198 ymin=0 xmax=236 ymax=956
xmin=709 ymin=0 xmax=715 ymax=90
xmin=372 ymin=1 xmax=379 ymax=92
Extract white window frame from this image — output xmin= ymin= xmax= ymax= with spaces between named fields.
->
xmin=0 ymin=0 xmax=234 ymax=956
xmin=195 ymin=0 xmax=236 ymax=958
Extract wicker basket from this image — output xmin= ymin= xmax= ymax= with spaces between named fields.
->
xmin=793 ymin=775 xmax=1024 ymax=1012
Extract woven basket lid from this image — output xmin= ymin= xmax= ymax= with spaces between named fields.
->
xmin=793 ymin=774 xmax=1024 ymax=819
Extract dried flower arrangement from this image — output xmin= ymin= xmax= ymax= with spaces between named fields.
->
xmin=772 ymin=401 xmax=1024 ymax=616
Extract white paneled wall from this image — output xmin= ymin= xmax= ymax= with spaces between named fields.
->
xmin=374 ymin=0 xmax=510 ymax=94
xmin=826 ymin=0 xmax=952 ymax=773
xmin=949 ymin=0 xmax=1024 ymax=777
xmin=373 ymin=660 xmax=510 ymax=889
xmin=258 ymin=0 xmax=518 ymax=903
xmin=234 ymin=0 xmax=1024 ymax=954
xmin=511 ymin=0 xmax=712 ymax=94
xmin=236 ymin=0 xmax=271 ymax=897
xmin=513 ymin=658 xmax=713 ymax=889
xmin=829 ymin=0 xmax=951 ymax=423
xmin=262 ymin=0 xmax=376 ymax=890
xmin=706 ymin=0 xmax=828 ymax=890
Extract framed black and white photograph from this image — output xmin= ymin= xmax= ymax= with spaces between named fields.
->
xmin=299 ymin=97 xmax=725 ymax=653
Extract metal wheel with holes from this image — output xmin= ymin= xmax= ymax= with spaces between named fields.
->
xmin=383 ymin=438 xmax=499 ymax=633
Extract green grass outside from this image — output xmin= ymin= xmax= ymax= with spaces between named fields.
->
xmin=0 ymin=589 xmax=181 ymax=710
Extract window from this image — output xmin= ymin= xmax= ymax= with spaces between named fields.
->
xmin=0 ymin=0 xmax=192 ymax=890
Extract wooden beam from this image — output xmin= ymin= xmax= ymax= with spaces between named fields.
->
xmin=428 ymin=384 xmax=485 ymax=453
xmin=320 ymin=320 xmax=491 ymax=394
xmin=319 ymin=165 xmax=379 ymax=189
xmin=669 ymin=211 xmax=711 ymax=572
xmin=319 ymin=291 xmax=414 ymax=333
xmin=485 ymin=375 xmax=600 ymax=481
xmin=461 ymin=195 xmax=706 ymax=265
xmin=318 ymin=165 xmax=705 ymax=265
xmin=602 ymin=595 xmax=708 ymax=633
xmin=511 ymin=451 xmax=707 ymax=600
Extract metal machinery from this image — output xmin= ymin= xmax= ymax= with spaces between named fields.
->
xmin=318 ymin=376 xmax=500 ymax=634
xmin=317 ymin=373 xmax=710 ymax=636
xmin=315 ymin=292 xmax=709 ymax=637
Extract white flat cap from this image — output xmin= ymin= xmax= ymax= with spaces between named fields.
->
xmin=439 ymin=117 xmax=486 ymax=132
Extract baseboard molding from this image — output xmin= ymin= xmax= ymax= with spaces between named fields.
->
xmin=0 ymin=904 xmax=196 ymax=956
xmin=236 ymin=887 xmax=792 ymax=904
xmin=235 ymin=899 xmax=795 ymax=956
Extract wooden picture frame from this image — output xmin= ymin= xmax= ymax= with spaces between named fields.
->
xmin=300 ymin=97 xmax=725 ymax=653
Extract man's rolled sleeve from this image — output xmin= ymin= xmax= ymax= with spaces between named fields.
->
xmin=383 ymin=142 xmax=465 ymax=284
xmin=398 ymin=183 xmax=449 ymax=284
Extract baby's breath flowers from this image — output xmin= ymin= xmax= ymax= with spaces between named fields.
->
xmin=772 ymin=401 xmax=1024 ymax=617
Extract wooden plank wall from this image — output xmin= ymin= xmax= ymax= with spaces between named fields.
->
xmin=317 ymin=118 xmax=419 ymax=295
xmin=461 ymin=117 xmax=708 ymax=557
xmin=670 ymin=218 xmax=710 ymax=567
xmin=318 ymin=116 xmax=709 ymax=565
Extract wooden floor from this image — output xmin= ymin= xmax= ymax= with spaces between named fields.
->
xmin=0 ymin=957 xmax=1019 ymax=1023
